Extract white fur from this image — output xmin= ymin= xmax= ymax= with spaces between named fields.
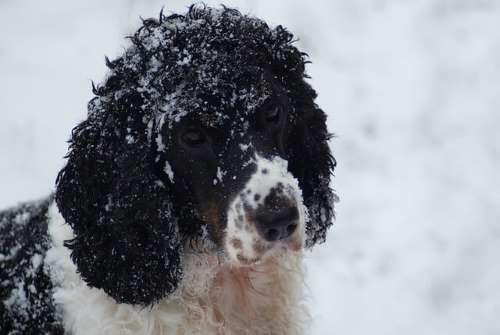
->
xmin=45 ymin=200 xmax=309 ymax=335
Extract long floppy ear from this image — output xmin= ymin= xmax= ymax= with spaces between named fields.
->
xmin=55 ymin=90 xmax=182 ymax=306
xmin=287 ymin=82 xmax=337 ymax=248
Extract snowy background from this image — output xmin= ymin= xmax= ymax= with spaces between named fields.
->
xmin=1 ymin=0 xmax=499 ymax=334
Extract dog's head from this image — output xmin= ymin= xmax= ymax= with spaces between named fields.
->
xmin=55 ymin=5 xmax=336 ymax=306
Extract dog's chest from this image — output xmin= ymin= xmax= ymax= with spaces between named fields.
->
xmin=46 ymin=202 xmax=306 ymax=335
xmin=55 ymin=253 xmax=305 ymax=335
xmin=175 ymin=252 xmax=306 ymax=335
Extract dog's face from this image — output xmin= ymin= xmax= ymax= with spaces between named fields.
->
xmin=161 ymin=73 xmax=305 ymax=265
xmin=56 ymin=6 xmax=336 ymax=306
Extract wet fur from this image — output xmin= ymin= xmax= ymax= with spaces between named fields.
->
xmin=0 ymin=5 xmax=336 ymax=334
xmin=54 ymin=4 xmax=335 ymax=307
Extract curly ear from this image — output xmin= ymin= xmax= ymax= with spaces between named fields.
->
xmin=287 ymin=84 xmax=337 ymax=248
xmin=55 ymin=92 xmax=182 ymax=306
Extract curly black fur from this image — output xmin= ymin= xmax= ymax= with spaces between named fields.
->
xmin=55 ymin=4 xmax=336 ymax=306
xmin=0 ymin=196 xmax=64 ymax=335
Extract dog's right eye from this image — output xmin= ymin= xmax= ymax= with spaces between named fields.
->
xmin=181 ymin=129 xmax=207 ymax=147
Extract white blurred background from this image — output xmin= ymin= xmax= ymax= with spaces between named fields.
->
xmin=1 ymin=1 xmax=499 ymax=334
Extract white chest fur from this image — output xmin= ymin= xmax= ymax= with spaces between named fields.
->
xmin=44 ymin=203 xmax=308 ymax=335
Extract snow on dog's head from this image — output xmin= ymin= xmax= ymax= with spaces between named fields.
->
xmin=225 ymin=154 xmax=306 ymax=266
xmin=55 ymin=5 xmax=336 ymax=306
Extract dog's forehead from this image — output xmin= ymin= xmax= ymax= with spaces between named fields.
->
xmin=159 ymin=70 xmax=279 ymax=130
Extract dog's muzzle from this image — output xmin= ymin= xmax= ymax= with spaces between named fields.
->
xmin=225 ymin=154 xmax=306 ymax=265
xmin=254 ymin=185 xmax=299 ymax=242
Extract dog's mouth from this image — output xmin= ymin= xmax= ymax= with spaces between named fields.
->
xmin=227 ymin=226 xmax=304 ymax=266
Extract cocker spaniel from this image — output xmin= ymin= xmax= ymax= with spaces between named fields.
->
xmin=0 ymin=5 xmax=336 ymax=335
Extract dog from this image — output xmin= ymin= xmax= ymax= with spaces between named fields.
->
xmin=0 ymin=5 xmax=336 ymax=335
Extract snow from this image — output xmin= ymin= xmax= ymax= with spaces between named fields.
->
xmin=164 ymin=161 xmax=174 ymax=183
xmin=216 ymin=167 xmax=226 ymax=185
xmin=0 ymin=244 xmax=21 ymax=262
xmin=238 ymin=154 xmax=299 ymax=211
xmin=1 ymin=1 xmax=499 ymax=334
xmin=4 ymin=280 xmax=28 ymax=318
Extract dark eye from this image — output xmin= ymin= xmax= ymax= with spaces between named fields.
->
xmin=265 ymin=106 xmax=282 ymax=123
xmin=181 ymin=129 xmax=207 ymax=146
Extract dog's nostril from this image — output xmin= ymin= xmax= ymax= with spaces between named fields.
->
xmin=265 ymin=228 xmax=280 ymax=242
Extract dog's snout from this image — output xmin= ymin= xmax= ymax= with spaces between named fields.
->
xmin=255 ymin=206 xmax=299 ymax=242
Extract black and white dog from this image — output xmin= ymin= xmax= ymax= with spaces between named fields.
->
xmin=0 ymin=5 xmax=336 ymax=335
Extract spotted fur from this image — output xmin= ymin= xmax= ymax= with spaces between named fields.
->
xmin=225 ymin=154 xmax=306 ymax=265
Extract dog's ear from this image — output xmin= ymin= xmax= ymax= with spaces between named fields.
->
xmin=55 ymin=91 xmax=182 ymax=306
xmin=287 ymin=83 xmax=337 ymax=248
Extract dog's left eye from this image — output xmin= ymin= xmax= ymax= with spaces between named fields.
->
xmin=181 ymin=129 xmax=207 ymax=146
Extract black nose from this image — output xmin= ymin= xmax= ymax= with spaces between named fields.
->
xmin=255 ymin=206 xmax=299 ymax=242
